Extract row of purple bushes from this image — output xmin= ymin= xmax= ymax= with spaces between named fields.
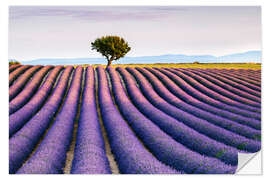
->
xmin=9 ymin=66 xmax=54 ymax=114
xmin=9 ymin=65 xmax=261 ymax=174
xmin=156 ymin=68 xmax=260 ymax=119
xmin=125 ymin=67 xmax=260 ymax=152
xmin=9 ymin=66 xmax=73 ymax=173
xmin=136 ymin=67 xmax=260 ymax=140
xmin=71 ymin=67 xmax=111 ymax=174
xmin=145 ymin=67 xmax=260 ymax=129
xmin=181 ymin=68 xmax=260 ymax=102
xmin=9 ymin=65 xmax=32 ymax=86
xmin=97 ymin=67 xmax=178 ymax=174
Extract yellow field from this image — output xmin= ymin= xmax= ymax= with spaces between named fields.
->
xmin=71 ymin=63 xmax=261 ymax=70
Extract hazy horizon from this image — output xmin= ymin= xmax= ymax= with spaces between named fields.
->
xmin=10 ymin=50 xmax=260 ymax=62
xmin=15 ymin=50 xmax=261 ymax=65
xmin=9 ymin=6 xmax=261 ymax=61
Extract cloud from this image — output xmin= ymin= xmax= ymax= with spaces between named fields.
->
xmin=9 ymin=6 xmax=261 ymax=60
xmin=9 ymin=6 xmax=188 ymax=22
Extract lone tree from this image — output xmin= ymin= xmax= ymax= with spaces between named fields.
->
xmin=9 ymin=59 xmax=21 ymax=66
xmin=91 ymin=35 xmax=131 ymax=68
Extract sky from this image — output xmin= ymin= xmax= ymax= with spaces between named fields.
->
xmin=9 ymin=6 xmax=261 ymax=61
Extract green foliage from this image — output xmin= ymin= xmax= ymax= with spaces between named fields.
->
xmin=9 ymin=60 xmax=21 ymax=66
xmin=215 ymin=150 xmax=226 ymax=159
xmin=91 ymin=35 xmax=131 ymax=67
xmin=193 ymin=61 xmax=200 ymax=64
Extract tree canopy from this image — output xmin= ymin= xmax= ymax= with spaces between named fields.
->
xmin=9 ymin=60 xmax=21 ymax=66
xmin=91 ymin=36 xmax=131 ymax=68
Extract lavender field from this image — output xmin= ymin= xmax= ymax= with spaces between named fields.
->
xmin=9 ymin=64 xmax=261 ymax=174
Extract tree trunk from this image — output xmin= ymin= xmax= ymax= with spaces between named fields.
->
xmin=106 ymin=59 xmax=112 ymax=69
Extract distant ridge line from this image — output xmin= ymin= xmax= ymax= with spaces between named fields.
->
xmin=15 ymin=50 xmax=261 ymax=65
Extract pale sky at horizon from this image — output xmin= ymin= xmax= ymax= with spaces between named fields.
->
xmin=9 ymin=6 xmax=261 ymax=61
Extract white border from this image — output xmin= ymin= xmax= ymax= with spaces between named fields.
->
xmin=237 ymin=151 xmax=262 ymax=174
xmin=1 ymin=0 xmax=269 ymax=179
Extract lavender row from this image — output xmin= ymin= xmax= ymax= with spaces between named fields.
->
xmin=17 ymin=66 xmax=83 ymax=174
xmin=9 ymin=65 xmax=32 ymax=86
xmin=71 ymin=67 xmax=111 ymax=174
xmin=202 ymin=69 xmax=261 ymax=92
xmin=195 ymin=69 xmax=260 ymax=80
xmin=182 ymin=68 xmax=260 ymax=103
xmin=96 ymin=67 xmax=178 ymax=174
xmin=126 ymin=67 xmax=261 ymax=152
xmin=178 ymin=69 xmax=260 ymax=107
xmin=9 ymin=64 xmax=21 ymax=73
xmin=144 ymin=68 xmax=260 ymax=130
xmin=9 ymin=65 xmax=44 ymax=101
xmin=135 ymin=67 xmax=260 ymax=141
xmin=202 ymin=68 xmax=261 ymax=86
xmin=110 ymin=67 xmax=236 ymax=174
xmin=9 ymin=66 xmax=63 ymax=137
xmin=221 ymin=69 xmax=260 ymax=78
xmin=115 ymin=68 xmax=240 ymax=166
xmin=224 ymin=69 xmax=261 ymax=80
xmin=224 ymin=71 xmax=260 ymax=82
xmin=211 ymin=69 xmax=261 ymax=87
xmin=9 ymin=66 xmax=73 ymax=173
xmin=166 ymin=68 xmax=261 ymax=114
xmin=9 ymin=66 xmax=54 ymax=114
xmin=220 ymin=69 xmax=260 ymax=83
xmin=193 ymin=69 xmax=261 ymax=98
xmin=166 ymin=68 xmax=260 ymax=113
xmin=156 ymin=68 xmax=260 ymax=120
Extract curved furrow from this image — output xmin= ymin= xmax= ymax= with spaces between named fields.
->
xmin=224 ymin=69 xmax=261 ymax=79
xmin=222 ymin=70 xmax=261 ymax=84
xmin=126 ymin=67 xmax=260 ymax=153
xmin=166 ymin=68 xmax=260 ymax=112
xmin=71 ymin=67 xmax=111 ymax=174
xmin=211 ymin=69 xmax=261 ymax=87
xmin=9 ymin=66 xmax=54 ymax=115
xmin=241 ymin=70 xmax=260 ymax=76
xmin=9 ymin=66 xmax=45 ymax=101
xmin=191 ymin=69 xmax=261 ymax=97
xmin=9 ymin=64 xmax=21 ymax=73
xmin=228 ymin=73 xmax=260 ymax=82
xmin=9 ymin=66 xmax=73 ymax=174
xmin=178 ymin=69 xmax=261 ymax=107
xmin=115 ymin=68 xmax=240 ymax=166
xmin=109 ymin=67 xmax=235 ymax=174
xmin=220 ymin=69 xmax=261 ymax=82
xmin=202 ymin=69 xmax=261 ymax=92
xmin=17 ymin=67 xmax=83 ymax=174
xmin=223 ymin=69 xmax=261 ymax=79
xmin=96 ymin=67 xmax=178 ymax=174
xmin=182 ymin=68 xmax=260 ymax=103
xmin=135 ymin=67 xmax=260 ymax=140
xmin=233 ymin=69 xmax=260 ymax=73
xmin=9 ymin=65 xmax=33 ymax=86
xmin=9 ymin=65 xmax=262 ymax=174
xmin=9 ymin=66 xmax=64 ymax=137
xmin=210 ymin=69 xmax=261 ymax=85
xmin=156 ymin=68 xmax=260 ymax=120
xmin=186 ymin=68 xmax=261 ymax=83
xmin=144 ymin=68 xmax=260 ymax=130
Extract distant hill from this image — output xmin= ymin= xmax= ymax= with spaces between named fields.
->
xmin=18 ymin=50 xmax=261 ymax=65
